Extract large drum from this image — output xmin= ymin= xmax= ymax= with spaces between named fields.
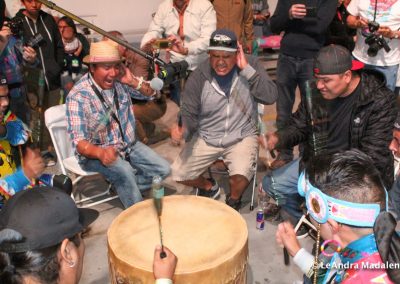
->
xmin=108 ymin=195 xmax=248 ymax=284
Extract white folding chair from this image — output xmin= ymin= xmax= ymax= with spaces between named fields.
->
xmin=44 ymin=104 xmax=118 ymax=208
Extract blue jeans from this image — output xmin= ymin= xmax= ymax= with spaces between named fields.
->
xmin=169 ymin=80 xmax=180 ymax=106
xmin=363 ymin=63 xmax=398 ymax=91
xmin=80 ymin=141 xmax=170 ymax=208
xmin=261 ymin=158 xmax=303 ymax=221
xmin=276 ymin=54 xmax=314 ymax=160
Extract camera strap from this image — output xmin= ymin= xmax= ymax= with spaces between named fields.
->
xmin=372 ymin=0 xmax=378 ymax=23
xmin=88 ymin=78 xmax=127 ymax=144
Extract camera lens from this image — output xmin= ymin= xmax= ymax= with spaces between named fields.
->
xmin=367 ymin=44 xmax=379 ymax=57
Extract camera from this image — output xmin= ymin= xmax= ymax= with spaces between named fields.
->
xmin=4 ymin=17 xmax=24 ymax=36
xmin=26 ymin=33 xmax=46 ymax=49
xmin=362 ymin=21 xmax=391 ymax=57
xmin=152 ymin=38 xmax=171 ymax=49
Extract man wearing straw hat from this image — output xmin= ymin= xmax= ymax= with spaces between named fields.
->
xmin=66 ymin=41 xmax=170 ymax=209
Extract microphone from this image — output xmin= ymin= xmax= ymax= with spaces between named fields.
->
xmin=149 ymin=77 xmax=164 ymax=91
xmin=156 ymin=60 xmax=189 ymax=85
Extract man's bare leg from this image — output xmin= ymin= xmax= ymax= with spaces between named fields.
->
xmin=229 ymin=174 xmax=249 ymax=200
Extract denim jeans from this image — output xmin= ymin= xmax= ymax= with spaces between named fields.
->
xmin=169 ymin=80 xmax=181 ymax=106
xmin=80 ymin=141 xmax=170 ymax=208
xmin=276 ymin=54 xmax=314 ymax=160
xmin=363 ymin=63 xmax=399 ymax=91
xmin=261 ymin=158 xmax=303 ymax=221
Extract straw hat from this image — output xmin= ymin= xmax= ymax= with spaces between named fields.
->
xmin=83 ymin=41 xmax=123 ymax=64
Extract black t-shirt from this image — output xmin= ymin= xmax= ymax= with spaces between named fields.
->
xmin=325 ymin=82 xmax=361 ymax=153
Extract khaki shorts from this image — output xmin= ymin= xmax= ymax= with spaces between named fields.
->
xmin=171 ymin=135 xmax=258 ymax=182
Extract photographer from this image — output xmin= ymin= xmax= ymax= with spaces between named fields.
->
xmin=0 ymin=16 xmax=37 ymax=124
xmin=15 ymin=0 xmax=64 ymax=164
xmin=140 ymin=0 xmax=216 ymax=105
xmin=347 ymin=0 xmax=400 ymax=91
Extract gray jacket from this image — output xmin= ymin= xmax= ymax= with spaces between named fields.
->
xmin=181 ymin=55 xmax=277 ymax=147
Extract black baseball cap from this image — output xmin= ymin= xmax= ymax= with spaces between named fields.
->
xmin=314 ymin=44 xmax=364 ymax=75
xmin=0 ymin=187 xmax=99 ymax=253
xmin=208 ymin=29 xmax=238 ymax=52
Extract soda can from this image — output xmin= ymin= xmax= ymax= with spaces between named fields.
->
xmin=256 ymin=209 xmax=265 ymax=230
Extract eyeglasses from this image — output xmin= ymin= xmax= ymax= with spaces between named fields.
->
xmin=209 ymin=38 xmax=236 ymax=48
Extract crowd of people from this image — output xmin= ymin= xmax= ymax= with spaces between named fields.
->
xmin=0 ymin=0 xmax=399 ymax=283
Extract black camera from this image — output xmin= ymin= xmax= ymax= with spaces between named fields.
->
xmin=362 ymin=21 xmax=391 ymax=57
xmin=26 ymin=33 xmax=46 ymax=49
xmin=4 ymin=17 xmax=23 ymax=36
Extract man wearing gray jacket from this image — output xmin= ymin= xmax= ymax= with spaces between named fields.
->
xmin=171 ymin=29 xmax=277 ymax=210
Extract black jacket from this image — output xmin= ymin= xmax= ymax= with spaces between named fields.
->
xmin=270 ymin=0 xmax=337 ymax=58
xmin=277 ymin=70 xmax=397 ymax=189
xmin=15 ymin=9 xmax=64 ymax=91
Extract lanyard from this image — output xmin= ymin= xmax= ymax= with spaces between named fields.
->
xmin=88 ymin=79 xmax=126 ymax=143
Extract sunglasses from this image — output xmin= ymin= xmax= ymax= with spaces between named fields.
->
xmin=209 ymin=38 xmax=236 ymax=48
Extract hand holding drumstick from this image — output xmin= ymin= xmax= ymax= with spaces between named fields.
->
xmin=153 ymin=245 xmax=178 ymax=280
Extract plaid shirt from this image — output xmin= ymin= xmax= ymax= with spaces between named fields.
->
xmin=66 ymin=73 xmax=147 ymax=159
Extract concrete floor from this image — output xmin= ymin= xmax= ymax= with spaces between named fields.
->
xmin=45 ymin=87 xmax=313 ymax=284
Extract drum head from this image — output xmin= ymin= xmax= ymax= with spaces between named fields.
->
xmin=108 ymin=195 xmax=248 ymax=283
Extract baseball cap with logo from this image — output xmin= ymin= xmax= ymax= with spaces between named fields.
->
xmin=208 ymin=29 xmax=238 ymax=52
xmin=0 ymin=187 xmax=98 ymax=253
xmin=314 ymin=44 xmax=364 ymax=75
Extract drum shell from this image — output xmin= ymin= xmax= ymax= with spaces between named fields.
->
xmin=108 ymin=195 xmax=249 ymax=284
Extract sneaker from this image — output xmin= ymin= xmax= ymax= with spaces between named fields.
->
xmin=226 ymin=195 xmax=242 ymax=211
xmin=195 ymin=178 xmax=220 ymax=199
xmin=263 ymin=203 xmax=281 ymax=219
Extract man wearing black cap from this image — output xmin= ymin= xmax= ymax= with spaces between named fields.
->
xmin=0 ymin=187 xmax=177 ymax=283
xmin=269 ymin=0 xmax=337 ymax=169
xmin=261 ymin=44 xmax=396 ymax=224
xmin=171 ymin=29 xmax=277 ymax=210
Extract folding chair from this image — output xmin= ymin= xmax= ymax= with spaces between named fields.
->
xmin=44 ymin=104 xmax=118 ymax=208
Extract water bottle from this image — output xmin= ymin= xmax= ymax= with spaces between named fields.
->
xmin=258 ymin=185 xmax=269 ymax=215
xmin=152 ymin=176 xmax=164 ymax=216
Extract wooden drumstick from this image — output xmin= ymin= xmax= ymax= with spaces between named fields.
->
xmin=152 ymin=176 xmax=167 ymax=259
xmin=283 ymin=248 xmax=290 ymax=265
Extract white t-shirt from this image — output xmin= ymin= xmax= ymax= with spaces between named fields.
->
xmin=347 ymin=0 xmax=400 ymax=66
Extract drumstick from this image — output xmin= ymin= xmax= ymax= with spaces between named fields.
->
xmin=152 ymin=176 xmax=167 ymax=259
xmin=283 ymin=248 xmax=290 ymax=265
